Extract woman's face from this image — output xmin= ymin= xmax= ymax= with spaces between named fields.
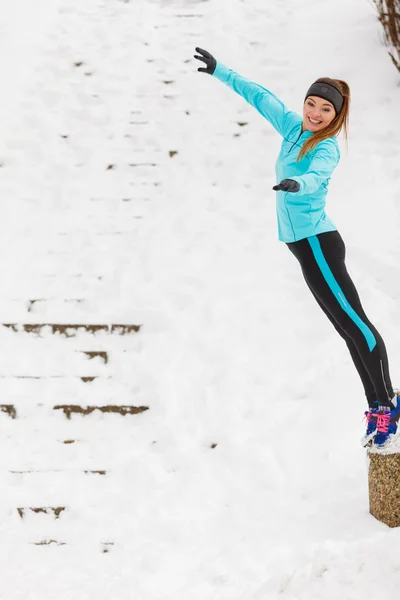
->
xmin=303 ymin=95 xmax=336 ymax=132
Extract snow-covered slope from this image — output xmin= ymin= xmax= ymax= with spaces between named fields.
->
xmin=1 ymin=0 xmax=400 ymax=598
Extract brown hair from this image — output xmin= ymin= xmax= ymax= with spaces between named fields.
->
xmin=297 ymin=77 xmax=350 ymax=162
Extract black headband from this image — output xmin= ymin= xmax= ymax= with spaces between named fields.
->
xmin=304 ymin=82 xmax=344 ymax=115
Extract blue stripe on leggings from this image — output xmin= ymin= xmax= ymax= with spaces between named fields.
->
xmin=307 ymin=236 xmax=376 ymax=352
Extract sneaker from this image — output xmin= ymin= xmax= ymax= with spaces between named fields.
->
xmin=361 ymin=405 xmax=379 ymax=447
xmin=372 ymin=393 xmax=400 ymax=449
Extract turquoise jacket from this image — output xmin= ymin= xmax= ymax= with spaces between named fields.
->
xmin=212 ymin=62 xmax=340 ymax=243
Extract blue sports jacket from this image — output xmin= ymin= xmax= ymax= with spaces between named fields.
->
xmin=212 ymin=62 xmax=340 ymax=243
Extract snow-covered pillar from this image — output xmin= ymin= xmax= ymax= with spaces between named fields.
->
xmin=368 ymin=451 xmax=400 ymax=528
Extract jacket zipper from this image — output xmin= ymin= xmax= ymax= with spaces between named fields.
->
xmin=285 ymin=128 xmax=304 ymax=238
xmin=288 ymin=129 xmax=304 ymax=153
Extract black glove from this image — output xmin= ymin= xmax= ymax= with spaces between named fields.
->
xmin=273 ymin=179 xmax=300 ymax=193
xmin=194 ymin=47 xmax=216 ymax=75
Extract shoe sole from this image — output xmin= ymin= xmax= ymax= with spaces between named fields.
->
xmin=369 ymin=427 xmax=400 ymax=452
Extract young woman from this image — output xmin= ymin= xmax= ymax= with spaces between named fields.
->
xmin=194 ymin=47 xmax=400 ymax=449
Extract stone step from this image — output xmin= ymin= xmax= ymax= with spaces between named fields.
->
xmin=368 ymin=451 xmax=400 ymax=528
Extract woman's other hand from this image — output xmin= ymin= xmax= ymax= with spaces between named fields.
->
xmin=273 ymin=179 xmax=300 ymax=193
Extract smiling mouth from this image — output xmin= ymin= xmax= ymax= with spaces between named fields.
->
xmin=308 ymin=116 xmax=322 ymax=124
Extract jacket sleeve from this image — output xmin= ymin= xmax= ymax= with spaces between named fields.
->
xmin=289 ymin=144 xmax=340 ymax=196
xmin=212 ymin=61 xmax=298 ymax=137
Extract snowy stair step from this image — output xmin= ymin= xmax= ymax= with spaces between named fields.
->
xmin=8 ymin=505 xmax=115 ymax=550
xmin=0 ymin=352 xmax=110 ymax=374
xmin=0 ymin=403 xmax=149 ymax=419
xmin=0 ymin=379 xmax=147 ymax=408
xmin=1 ymin=323 xmax=141 ymax=336
xmin=0 ymin=347 xmax=144 ymax=376
xmin=9 ymin=468 xmax=107 ymax=476
xmin=54 ymin=404 xmax=149 ymax=419
xmin=29 ymin=541 xmax=114 ymax=551
xmin=17 ymin=506 xmax=65 ymax=519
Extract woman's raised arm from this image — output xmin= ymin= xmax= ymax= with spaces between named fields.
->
xmin=194 ymin=47 xmax=298 ymax=137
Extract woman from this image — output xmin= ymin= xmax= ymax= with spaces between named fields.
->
xmin=194 ymin=47 xmax=400 ymax=450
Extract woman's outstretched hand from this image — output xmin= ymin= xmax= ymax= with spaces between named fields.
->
xmin=194 ymin=47 xmax=217 ymax=75
xmin=273 ymin=179 xmax=300 ymax=193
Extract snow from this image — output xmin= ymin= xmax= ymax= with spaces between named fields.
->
xmin=0 ymin=0 xmax=400 ymax=597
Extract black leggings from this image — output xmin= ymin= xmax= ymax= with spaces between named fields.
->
xmin=286 ymin=231 xmax=394 ymax=408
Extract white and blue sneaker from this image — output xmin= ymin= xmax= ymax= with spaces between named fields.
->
xmin=371 ymin=392 xmax=400 ymax=450
xmin=361 ymin=403 xmax=379 ymax=447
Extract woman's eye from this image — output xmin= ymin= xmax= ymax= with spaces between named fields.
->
xmin=307 ymin=102 xmax=330 ymax=113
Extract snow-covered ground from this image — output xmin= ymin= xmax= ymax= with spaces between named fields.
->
xmin=0 ymin=0 xmax=400 ymax=597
